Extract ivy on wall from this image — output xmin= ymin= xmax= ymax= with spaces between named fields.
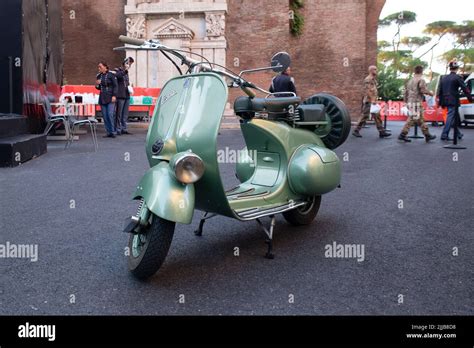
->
xmin=290 ymin=0 xmax=304 ymax=36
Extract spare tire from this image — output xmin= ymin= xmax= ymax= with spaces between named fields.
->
xmin=303 ymin=93 xmax=351 ymax=149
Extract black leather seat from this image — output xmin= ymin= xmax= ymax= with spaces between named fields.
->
xmin=234 ymin=96 xmax=301 ymax=117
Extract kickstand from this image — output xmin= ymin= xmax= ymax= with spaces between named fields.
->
xmin=256 ymin=215 xmax=276 ymax=259
xmin=194 ymin=212 xmax=217 ymax=236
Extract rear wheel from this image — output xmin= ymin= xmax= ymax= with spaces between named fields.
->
xmin=128 ymin=214 xmax=175 ymax=280
xmin=283 ymin=196 xmax=321 ymax=226
xmin=303 ymin=93 xmax=352 ymax=149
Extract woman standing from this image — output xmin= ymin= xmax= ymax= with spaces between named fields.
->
xmin=96 ymin=62 xmax=118 ymax=138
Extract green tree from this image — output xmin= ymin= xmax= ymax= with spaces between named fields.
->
xmin=400 ymin=36 xmax=431 ymax=52
xmin=377 ymin=63 xmax=405 ymax=101
xmin=379 ymin=11 xmax=417 ymax=74
xmin=419 ymin=21 xmax=456 ymax=70
xmin=442 ymin=48 xmax=474 ymax=72
xmin=379 ymin=11 xmax=417 ymax=53
xmin=442 ymin=21 xmax=474 ymax=72
xmin=290 ymin=0 xmax=304 ymax=37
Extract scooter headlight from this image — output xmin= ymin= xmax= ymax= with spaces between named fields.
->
xmin=170 ymin=152 xmax=205 ymax=184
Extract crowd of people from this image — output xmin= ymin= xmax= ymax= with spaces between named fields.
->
xmin=95 ymin=57 xmax=135 ymax=138
xmin=352 ymin=60 xmax=472 ymax=143
xmin=96 ymin=56 xmax=472 ymax=143
xmin=270 ymin=60 xmax=472 ymax=144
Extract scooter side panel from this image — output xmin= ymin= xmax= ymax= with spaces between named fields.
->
xmin=133 ymin=162 xmax=195 ymax=224
xmin=145 ymin=73 xmax=235 ymax=218
xmin=233 ymin=119 xmax=340 ymax=210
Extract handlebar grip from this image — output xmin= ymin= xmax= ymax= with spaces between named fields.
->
xmin=242 ymin=86 xmax=256 ymax=99
xmin=119 ymin=35 xmax=146 ymax=46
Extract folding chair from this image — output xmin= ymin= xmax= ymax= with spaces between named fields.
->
xmin=64 ymin=111 xmax=99 ymax=151
xmin=42 ymin=97 xmax=71 ymax=138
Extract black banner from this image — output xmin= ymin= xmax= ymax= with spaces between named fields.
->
xmin=0 ymin=316 xmax=472 ymax=346
xmin=0 ymin=0 xmax=23 ymax=115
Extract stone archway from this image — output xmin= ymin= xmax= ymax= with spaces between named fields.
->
xmin=124 ymin=0 xmax=227 ymax=88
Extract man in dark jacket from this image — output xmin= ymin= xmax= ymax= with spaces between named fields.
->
xmin=437 ymin=61 xmax=473 ymax=141
xmin=269 ymin=67 xmax=297 ymax=96
xmin=112 ymin=57 xmax=134 ymax=135
xmin=96 ymin=62 xmax=118 ymax=138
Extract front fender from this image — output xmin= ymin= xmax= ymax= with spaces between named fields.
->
xmin=133 ymin=162 xmax=195 ymax=224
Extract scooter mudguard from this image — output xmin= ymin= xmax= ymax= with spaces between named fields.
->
xmin=288 ymin=145 xmax=341 ymax=196
xmin=133 ymin=161 xmax=195 ymax=224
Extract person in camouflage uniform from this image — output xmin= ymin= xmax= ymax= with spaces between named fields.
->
xmin=398 ymin=65 xmax=436 ymax=143
xmin=352 ymin=65 xmax=391 ymax=138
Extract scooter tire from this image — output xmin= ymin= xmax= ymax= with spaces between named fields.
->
xmin=283 ymin=196 xmax=322 ymax=226
xmin=128 ymin=214 xmax=175 ymax=280
xmin=303 ymin=93 xmax=351 ymax=150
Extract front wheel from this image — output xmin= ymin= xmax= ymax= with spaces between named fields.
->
xmin=128 ymin=214 xmax=175 ymax=280
xmin=283 ymin=196 xmax=322 ymax=226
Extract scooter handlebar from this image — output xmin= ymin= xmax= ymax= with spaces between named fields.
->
xmin=119 ymin=35 xmax=146 ymax=46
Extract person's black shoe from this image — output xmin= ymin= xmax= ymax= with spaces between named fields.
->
xmin=425 ymin=134 xmax=436 ymax=143
xmin=440 ymin=136 xmax=452 ymax=141
xmin=398 ymin=134 xmax=411 ymax=142
xmin=379 ymin=131 xmax=392 ymax=138
xmin=122 ymin=130 xmax=132 ymax=135
xmin=116 ymin=132 xmax=122 ymax=136
xmin=352 ymin=130 xmax=362 ymax=138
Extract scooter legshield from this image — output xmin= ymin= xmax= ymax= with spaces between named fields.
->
xmin=133 ymin=162 xmax=195 ymax=224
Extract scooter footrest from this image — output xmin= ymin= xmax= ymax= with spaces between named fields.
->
xmin=235 ymin=200 xmax=306 ymax=220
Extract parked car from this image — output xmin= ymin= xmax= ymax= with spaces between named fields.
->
xmin=459 ymin=73 xmax=474 ymax=127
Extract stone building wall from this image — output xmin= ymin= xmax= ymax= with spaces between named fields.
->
xmin=226 ymin=0 xmax=385 ymax=116
xmin=61 ymin=0 xmax=386 ymax=118
xmin=62 ymin=0 xmax=126 ymax=85
xmin=225 ymin=0 xmax=290 ymax=105
xmin=288 ymin=0 xmax=373 ymax=115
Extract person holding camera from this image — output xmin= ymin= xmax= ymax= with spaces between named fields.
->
xmin=112 ymin=57 xmax=135 ymax=135
xmin=96 ymin=62 xmax=118 ymax=138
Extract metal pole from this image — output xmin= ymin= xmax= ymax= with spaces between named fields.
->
xmin=383 ymin=102 xmax=391 ymax=132
xmin=408 ymin=123 xmax=424 ymax=139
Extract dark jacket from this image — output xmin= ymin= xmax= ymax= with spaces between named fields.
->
xmin=269 ymin=73 xmax=297 ymax=95
xmin=437 ymin=72 xmax=472 ymax=107
xmin=114 ymin=67 xmax=131 ymax=99
xmin=95 ymin=71 xmax=118 ymax=105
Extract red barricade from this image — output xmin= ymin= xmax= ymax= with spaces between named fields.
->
xmin=60 ymin=85 xmax=161 ymax=117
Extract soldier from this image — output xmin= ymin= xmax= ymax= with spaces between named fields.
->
xmin=398 ymin=65 xmax=436 ymax=143
xmin=352 ymin=65 xmax=391 ymax=138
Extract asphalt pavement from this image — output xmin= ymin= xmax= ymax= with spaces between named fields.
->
xmin=0 ymin=121 xmax=472 ymax=315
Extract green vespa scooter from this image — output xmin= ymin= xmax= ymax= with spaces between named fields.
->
xmin=117 ymin=35 xmax=351 ymax=280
